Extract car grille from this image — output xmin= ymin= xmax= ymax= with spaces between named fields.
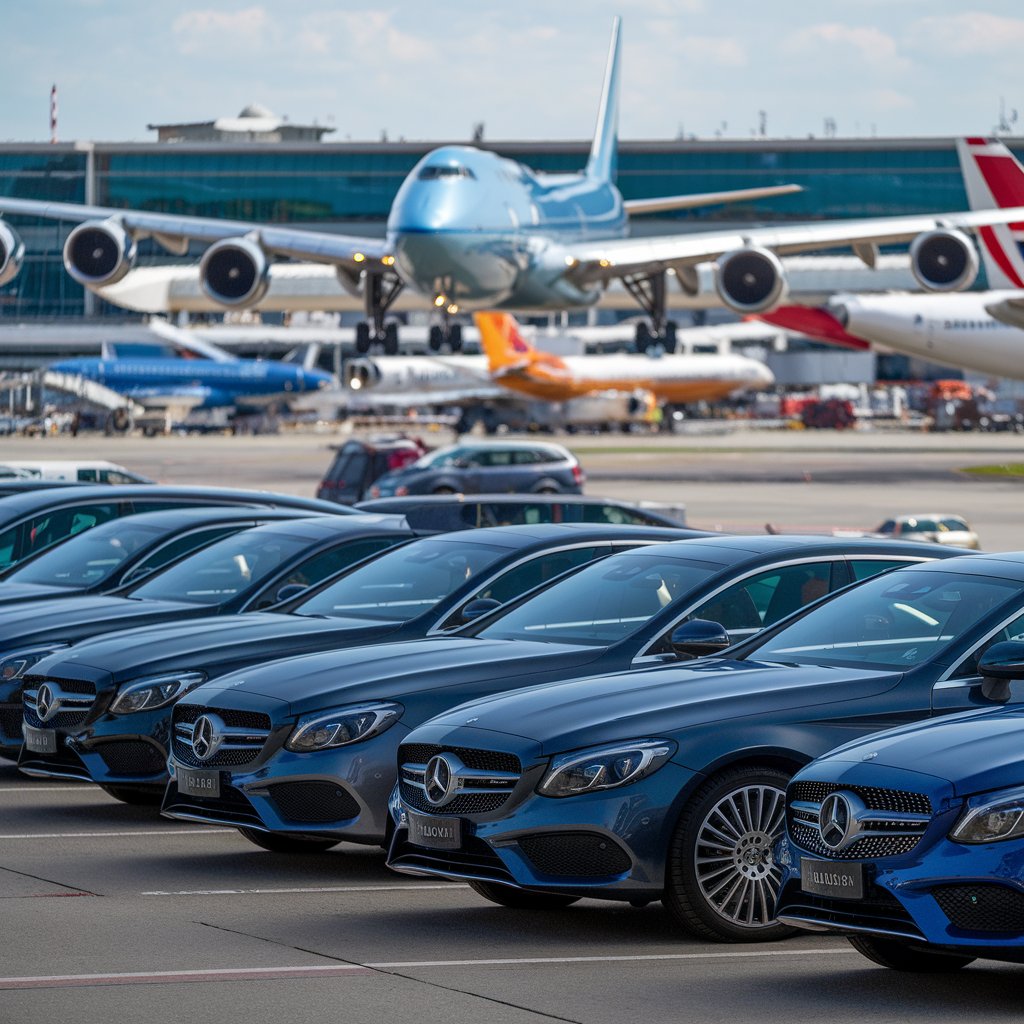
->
xmin=516 ymin=832 xmax=632 ymax=878
xmin=777 ymin=880 xmax=923 ymax=939
xmin=163 ymin=780 xmax=263 ymax=827
xmin=22 ymin=677 xmax=97 ymax=731
xmin=398 ymin=743 xmax=521 ymax=816
xmin=788 ymin=781 xmax=932 ymax=860
xmin=265 ymin=781 xmax=360 ymax=824
xmin=94 ymin=740 xmax=168 ymax=776
xmin=933 ymin=885 xmax=1024 ymax=933
xmin=390 ymin=832 xmax=516 ymax=884
xmin=171 ymin=703 xmax=272 ymax=769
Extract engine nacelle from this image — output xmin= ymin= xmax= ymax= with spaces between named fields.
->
xmin=199 ymin=236 xmax=270 ymax=307
xmin=910 ymin=229 xmax=979 ymax=292
xmin=63 ymin=219 xmax=137 ymax=287
xmin=344 ymin=359 xmax=382 ymax=391
xmin=0 ymin=221 xmax=25 ymax=286
xmin=714 ymin=246 xmax=788 ymax=313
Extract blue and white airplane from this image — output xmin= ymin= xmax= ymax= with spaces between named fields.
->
xmin=0 ymin=18 xmax=1023 ymax=355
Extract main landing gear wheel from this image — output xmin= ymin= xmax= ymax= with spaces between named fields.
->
xmin=428 ymin=322 xmax=463 ymax=352
xmin=635 ymin=320 xmax=677 ymax=355
xmin=355 ymin=322 xmax=372 ymax=354
xmin=664 ymin=765 xmax=794 ymax=942
xmin=468 ymin=879 xmax=580 ymax=910
xmin=237 ymin=827 xmax=340 ymax=853
xmin=847 ymin=936 xmax=976 ymax=973
xmin=383 ymin=321 xmax=400 ymax=355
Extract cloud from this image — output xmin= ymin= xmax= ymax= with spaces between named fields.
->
xmin=673 ymin=34 xmax=746 ymax=67
xmin=172 ymin=6 xmax=271 ymax=55
xmin=785 ymin=23 xmax=910 ymax=72
xmin=295 ymin=11 xmax=435 ymax=64
xmin=866 ymin=88 xmax=915 ymax=112
xmin=911 ymin=12 xmax=1024 ymax=55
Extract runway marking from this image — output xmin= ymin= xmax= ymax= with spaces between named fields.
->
xmin=0 ymin=948 xmax=857 ymax=990
xmin=143 ymin=883 xmax=467 ymax=896
xmin=0 ymin=828 xmax=232 ymax=840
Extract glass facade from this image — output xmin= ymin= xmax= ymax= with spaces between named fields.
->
xmin=0 ymin=137 xmax=1018 ymax=320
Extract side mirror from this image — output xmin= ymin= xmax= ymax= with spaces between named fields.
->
xmin=460 ymin=597 xmax=502 ymax=624
xmin=275 ymin=583 xmax=308 ymax=605
xmin=669 ymin=619 xmax=732 ymax=660
xmin=978 ymin=640 xmax=1024 ymax=702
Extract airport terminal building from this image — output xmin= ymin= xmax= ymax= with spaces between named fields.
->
xmin=1 ymin=126 xmax=1021 ymax=322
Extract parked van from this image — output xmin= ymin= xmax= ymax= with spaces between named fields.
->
xmin=0 ymin=461 xmax=154 ymax=484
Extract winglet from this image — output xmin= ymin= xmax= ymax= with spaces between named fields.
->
xmin=474 ymin=312 xmax=568 ymax=375
xmin=585 ymin=17 xmax=621 ymax=183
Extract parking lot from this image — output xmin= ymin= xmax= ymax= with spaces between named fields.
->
xmin=2 ymin=427 xmax=1024 ymax=1021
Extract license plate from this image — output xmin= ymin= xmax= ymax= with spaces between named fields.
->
xmin=408 ymin=811 xmax=462 ymax=850
xmin=23 ymin=724 xmax=57 ymax=754
xmin=801 ymin=858 xmax=864 ymax=900
xmin=177 ymin=767 xmax=221 ymax=799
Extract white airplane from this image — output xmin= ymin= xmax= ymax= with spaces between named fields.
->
xmin=1 ymin=21 xmax=1022 ymax=357
xmin=759 ymin=137 xmax=1024 ymax=380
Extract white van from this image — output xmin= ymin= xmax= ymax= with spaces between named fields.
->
xmin=0 ymin=460 xmax=154 ymax=484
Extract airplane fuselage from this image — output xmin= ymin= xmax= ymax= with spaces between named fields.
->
xmin=387 ymin=146 xmax=625 ymax=310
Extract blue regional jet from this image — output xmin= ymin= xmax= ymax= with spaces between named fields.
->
xmin=1 ymin=18 xmax=1024 ymax=354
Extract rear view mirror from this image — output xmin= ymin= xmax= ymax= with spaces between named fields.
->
xmin=669 ymin=619 xmax=732 ymax=660
xmin=460 ymin=598 xmax=503 ymax=624
xmin=978 ymin=640 xmax=1024 ymax=702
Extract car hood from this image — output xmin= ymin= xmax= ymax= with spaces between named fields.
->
xmin=412 ymin=660 xmax=901 ymax=762
xmin=0 ymin=582 xmax=74 ymax=604
xmin=48 ymin=613 xmax=405 ymax=681
xmin=188 ymin=637 xmax=602 ymax=717
xmin=811 ymin=705 xmax=1024 ymax=798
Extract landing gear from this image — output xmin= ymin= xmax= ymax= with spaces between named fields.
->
xmin=623 ymin=269 xmax=678 ymax=354
xmin=357 ymin=270 xmax=405 ymax=354
xmin=428 ymin=322 xmax=463 ymax=352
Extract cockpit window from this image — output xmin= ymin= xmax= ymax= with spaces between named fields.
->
xmin=417 ymin=165 xmax=476 ymax=180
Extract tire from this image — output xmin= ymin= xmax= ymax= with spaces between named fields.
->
xmin=468 ymin=879 xmax=580 ymax=910
xmin=848 ymin=935 xmax=975 ymax=973
xmin=428 ymin=325 xmax=444 ymax=352
xmin=355 ymin=322 xmax=371 ymax=354
xmin=449 ymin=323 xmax=463 ymax=353
xmin=237 ymin=827 xmax=339 ymax=853
xmin=101 ymin=785 xmax=163 ymax=806
xmin=664 ymin=765 xmax=794 ymax=942
xmin=383 ymin=321 xmax=400 ymax=355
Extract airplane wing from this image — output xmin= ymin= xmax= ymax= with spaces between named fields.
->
xmin=624 ymin=184 xmax=803 ymax=216
xmin=984 ymin=295 xmax=1024 ymax=330
xmin=146 ymin=318 xmax=239 ymax=362
xmin=0 ymin=197 xmax=390 ymax=271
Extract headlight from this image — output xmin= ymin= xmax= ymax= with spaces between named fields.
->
xmin=108 ymin=672 xmax=206 ymax=715
xmin=285 ymin=701 xmax=403 ymax=752
xmin=0 ymin=644 xmax=71 ymax=681
xmin=537 ymin=738 xmax=676 ymax=798
xmin=951 ymin=785 xmax=1024 ymax=844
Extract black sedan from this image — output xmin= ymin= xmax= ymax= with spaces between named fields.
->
xmin=0 ymin=513 xmax=416 ymax=758
xmin=16 ymin=523 xmax=688 ymax=801
xmin=158 ymin=536 xmax=949 ymax=852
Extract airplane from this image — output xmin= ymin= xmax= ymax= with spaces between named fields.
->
xmin=474 ymin=311 xmax=774 ymax=403
xmin=1 ymin=20 xmax=1023 ymax=359
xmin=758 ymin=138 xmax=1024 ymax=381
xmin=48 ymin=319 xmax=334 ymax=428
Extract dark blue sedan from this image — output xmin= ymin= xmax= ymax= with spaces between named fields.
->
xmin=387 ymin=553 xmax=1024 ymax=942
xmin=160 ymin=536 xmax=944 ymax=853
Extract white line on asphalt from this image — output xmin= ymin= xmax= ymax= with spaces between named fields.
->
xmin=0 ymin=829 xmax=233 ymax=839
xmin=142 ymin=883 xmax=467 ymax=896
xmin=0 ymin=786 xmax=95 ymax=793
xmin=0 ymin=949 xmax=858 ymax=990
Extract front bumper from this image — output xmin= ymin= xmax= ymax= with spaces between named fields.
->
xmin=387 ymin=760 xmax=698 ymax=901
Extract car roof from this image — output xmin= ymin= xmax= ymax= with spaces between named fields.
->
xmin=74 ymin=505 xmax=321 ymax=531
xmin=420 ymin=523 xmax=696 ymax=550
xmin=892 ymin=551 xmax=1024 ymax=579
xmin=358 ymin=494 xmax=653 ymax=509
xmin=890 ymin=513 xmax=969 ymax=522
xmin=434 ymin=440 xmax=571 ymax=452
xmin=229 ymin=512 xmax=412 ymax=541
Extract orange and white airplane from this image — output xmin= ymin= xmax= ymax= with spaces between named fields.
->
xmin=474 ymin=312 xmax=774 ymax=404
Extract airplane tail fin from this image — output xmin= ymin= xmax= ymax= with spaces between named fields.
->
xmin=956 ymin=137 xmax=1024 ymax=288
xmin=585 ymin=17 xmax=621 ymax=183
xmin=474 ymin=312 xmax=567 ymax=375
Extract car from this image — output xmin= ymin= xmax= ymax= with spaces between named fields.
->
xmin=1 ymin=514 xmax=417 ymax=760
xmin=0 ymin=460 xmax=154 ymax=484
xmin=774 ymin=664 xmax=1024 ymax=971
xmin=0 ymin=484 xmax=357 ymax=573
xmin=159 ymin=535 xmax=939 ymax=854
xmin=316 ymin=437 xmax=429 ymax=504
xmin=355 ymin=494 xmax=686 ymax=529
xmin=862 ymin=514 xmax=980 ymax=550
xmin=0 ymin=506 xmax=323 ymax=606
xmin=384 ymin=550 xmax=1024 ymax=943
xmin=367 ymin=441 xmax=584 ymax=497
xmin=18 ymin=523 xmax=689 ymax=803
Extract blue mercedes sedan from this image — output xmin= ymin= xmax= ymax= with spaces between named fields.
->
xmin=387 ymin=553 xmax=1024 ymax=943
xmin=160 ymin=536 xmax=944 ymax=854
xmin=774 ymin=652 xmax=1024 ymax=971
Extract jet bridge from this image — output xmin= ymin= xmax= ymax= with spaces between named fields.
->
xmin=0 ymin=370 xmax=146 ymax=432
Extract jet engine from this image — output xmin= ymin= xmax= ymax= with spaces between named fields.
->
xmin=63 ymin=219 xmax=137 ymax=286
xmin=909 ymin=229 xmax=979 ymax=292
xmin=199 ymin=236 xmax=270 ymax=307
xmin=714 ymin=247 xmax=788 ymax=313
xmin=0 ymin=221 xmax=24 ymax=286
xmin=344 ymin=359 xmax=382 ymax=391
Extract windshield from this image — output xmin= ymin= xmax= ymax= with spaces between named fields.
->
xmin=295 ymin=537 xmax=508 ymax=622
xmin=6 ymin=520 xmax=166 ymax=589
xmin=748 ymin=569 xmax=1020 ymax=670
xmin=475 ymin=550 xmax=725 ymax=646
xmin=129 ymin=529 xmax=312 ymax=605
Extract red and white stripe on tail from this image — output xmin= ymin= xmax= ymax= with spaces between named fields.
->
xmin=956 ymin=136 xmax=1024 ymax=288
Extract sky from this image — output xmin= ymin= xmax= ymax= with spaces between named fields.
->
xmin=3 ymin=1 xmax=1024 ymax=144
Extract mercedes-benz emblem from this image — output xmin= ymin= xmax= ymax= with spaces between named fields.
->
xmin=191 ymin=714 xmax=222 ymax=762
xmin=35 ymin=683 xmax=58 ymax=723
xmin=424 ymin=754 xmax=457 ymax=807
xmin=818 ymin=791 xmax=865 ymax=851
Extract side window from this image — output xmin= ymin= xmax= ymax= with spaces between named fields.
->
xmin=951 ymin=608 xmax=1024 ymax=679
xmin=850 ymin=559 xmax=916 ymax=582
xmin=479 ymin=502 xmax=554 ymax=526
xmin=512 ymin=449 xmax=541 ymax=465
xmin=121 ymin=526 xmax=244 ymax=585
xmin=579 ymin=504 xmax=649 ymax=525
xmin=77 ymin=469 xmax=99 ymax=482
xmin=0 ymin=522 xmax=23 ymax=570
xmin=249 ymin=537 xmax=400 ymax=609
xmin=27 ymin=503 xmax=120 ymax=553
xmin=940 ymin=518 xmax=968 ymax=532
xmin=480 ymin=450 xmax=513 ymax=468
